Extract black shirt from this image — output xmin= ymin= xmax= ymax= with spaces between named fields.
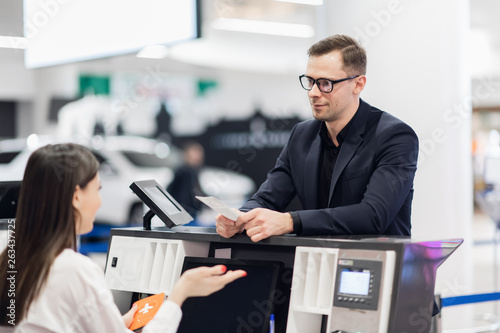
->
xmin=291 ymin=114 xmax=356 ymax=235
xmin=317 ymin=118 xmax=354 ymax=208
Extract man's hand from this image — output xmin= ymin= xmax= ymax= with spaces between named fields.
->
xmin=239 ymin=208 xmax=293 ymax=242
xmin=215 ymin=213 xmax=245 ymax=238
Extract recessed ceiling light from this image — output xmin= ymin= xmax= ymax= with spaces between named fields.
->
xmin=274 ymin=0 xmax=323 ymax=5
xmin=212 ymin=18 xmax=315 ymax=38
xmin=136 ymin=44 xmax=170 ymax=59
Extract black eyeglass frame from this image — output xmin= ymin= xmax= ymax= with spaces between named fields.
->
xmin=299 ymin=74 xmax=360 ymax=93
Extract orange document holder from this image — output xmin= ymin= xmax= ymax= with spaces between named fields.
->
xmin=129 ymin=293 xmax=165 ymax=331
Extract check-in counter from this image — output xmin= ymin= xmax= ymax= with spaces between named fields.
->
xmin=104 ymin=226 xmax=461 ymax=333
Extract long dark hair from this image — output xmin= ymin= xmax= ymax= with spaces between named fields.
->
xmin=0 ymin=143 xmax=99 ymax=324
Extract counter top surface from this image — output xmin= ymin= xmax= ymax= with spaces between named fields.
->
xmin=109 ymin=226 xmax=462 ymax=254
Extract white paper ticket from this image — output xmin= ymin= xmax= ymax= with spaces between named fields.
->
xmin=195 ymin=196 xmax=242 ymax=221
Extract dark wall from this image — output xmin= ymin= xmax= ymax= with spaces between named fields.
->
xmin=0 ymin=101 xmax=16 ymax=138
xmin=173 ymin=112 xmax=301 ymax=188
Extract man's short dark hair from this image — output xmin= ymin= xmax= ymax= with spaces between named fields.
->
xmin=308 ymin=34 xmax=367 ymax=75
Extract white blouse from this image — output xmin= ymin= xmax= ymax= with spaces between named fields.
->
xmin=15 ymin=249 xmax=182 ymax=333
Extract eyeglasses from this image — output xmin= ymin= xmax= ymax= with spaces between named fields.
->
xmin=299 ymin=74 xmax=360 ymax=93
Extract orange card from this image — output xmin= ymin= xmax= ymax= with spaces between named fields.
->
xmin=129 ymin=293 xmax=165 ymax=331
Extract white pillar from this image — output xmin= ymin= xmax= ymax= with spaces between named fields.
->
xmin=32 ymin=63 xmax=79 ymax=135
xmin=325 ymin=0 xmax=473 ymax=329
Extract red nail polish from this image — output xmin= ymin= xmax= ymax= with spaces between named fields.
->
xmin=241 ymin=271 xmax=247 ymax=277
xmin=221 ymin=265 xmax=227 ymax=273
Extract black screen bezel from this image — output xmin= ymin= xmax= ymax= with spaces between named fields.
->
xmin=0 ymin=180 xmax=22 ymax=219
xmin=129 ymin=179 xmax=193 ymax=228
xmin=177 ymin=256 xmax=283 ymax=333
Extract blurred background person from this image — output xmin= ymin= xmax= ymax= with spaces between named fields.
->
xmin=167 ymin=141 xmax=206 ymax=220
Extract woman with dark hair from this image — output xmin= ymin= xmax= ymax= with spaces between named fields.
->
xmin=0 ymin=143 xmax=245 ymax=332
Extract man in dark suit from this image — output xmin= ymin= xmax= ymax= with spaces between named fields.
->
xmin=216 ymin=34 xmax=419 ymax=242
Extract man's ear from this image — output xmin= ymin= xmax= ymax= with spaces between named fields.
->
xmin=353 ymin=75 xmax=367 ymax=94
xmin=73 ymin=185 xmax=81 ymax=210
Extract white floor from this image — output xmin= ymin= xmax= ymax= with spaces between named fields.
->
xmin=440 ymin=209 xmax=500 ymax=333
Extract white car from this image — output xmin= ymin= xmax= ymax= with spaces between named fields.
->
xmin=0 ymin=135 xmax=255 ymax=226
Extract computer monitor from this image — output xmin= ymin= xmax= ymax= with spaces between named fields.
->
xmin=129 ymin=179 xmax=193 ymax=228
xmin=177 ymin=257 xmax=282 ymax=333
xmin=0 ymin=181 xmax=22 ymax=219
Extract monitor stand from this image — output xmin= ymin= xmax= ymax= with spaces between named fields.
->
xmin=143 ymin=209 xmax=156 ymax=230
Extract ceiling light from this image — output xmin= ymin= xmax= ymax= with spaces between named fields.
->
xmin=212 ymin=18 xmax=315 ymax=38
xmin=0 ymin=36 xmax=28 ymax=49
xmin=136 ymin=44 xmax=170 ymax=59
xmin=274 ymin=0 xmax=323 ymax=5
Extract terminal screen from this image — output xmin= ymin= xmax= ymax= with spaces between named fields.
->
xmin=0 ymin=181 xmax=22 ymax=219
xmin=144 ymin=185 xmax=181 ymax=216
xmin=177 ymin=257 xmax=282 ymax=333
xmin=339 ymin=269 xmax=371 ymax=296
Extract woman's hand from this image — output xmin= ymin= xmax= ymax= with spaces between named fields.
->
xmin=122 ymin=304 xmax=137 ymax=328
xmin=168 ymin=265 xmax=246 ymax=306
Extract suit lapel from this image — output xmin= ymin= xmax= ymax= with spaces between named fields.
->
xmin=328 ymin=100 xmax=370 ymax=205
xmin=304 ymin=135 xmax=322 ymax=209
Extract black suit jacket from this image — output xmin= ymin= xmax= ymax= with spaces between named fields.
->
xmin=241 ymin=99 xmax=419 ymax=236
